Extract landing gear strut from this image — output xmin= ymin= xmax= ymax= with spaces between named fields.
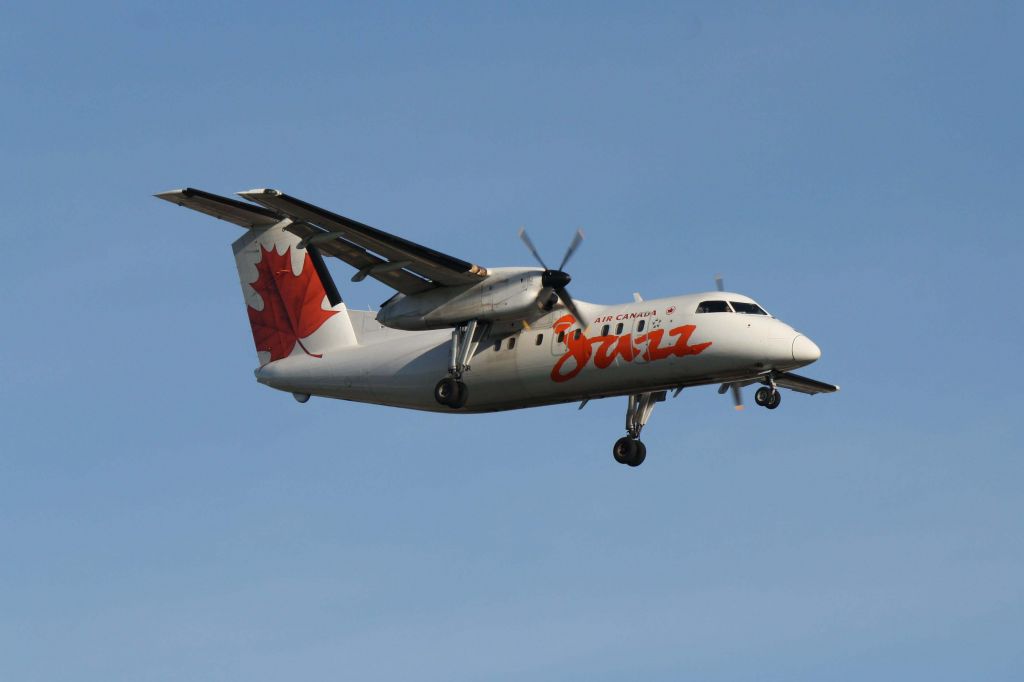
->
xmin=435 ymin=320 xmax=489 ymax=409
xmin=613 ymin=391 xmax=666 ymax=467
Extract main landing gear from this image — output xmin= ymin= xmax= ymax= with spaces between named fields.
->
xmin=613 ymin=391 xmax=666 ymax=467
xmin=434 ymin=320 xmax=489 ymax=409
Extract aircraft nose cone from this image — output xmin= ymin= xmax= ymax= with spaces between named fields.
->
xmin=792 ymin=335 xmax=821 ymax=363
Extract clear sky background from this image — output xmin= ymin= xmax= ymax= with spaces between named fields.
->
xmin=2 ymin=2 xmax=1022 ymax=680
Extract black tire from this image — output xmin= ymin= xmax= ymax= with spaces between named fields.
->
xmin=449 ymin=381 xmax=469 ymax=409
xmin=766 ymin=389 xmax=782 ymax=410
xmin=628 ymin=440 xmax=647 ymax=467
xmin=434 ymin=377 xmax=459 ymax=406
xmin=755 ymin=386 xmax=771 ymax=406
xmin=613 ymin=436 xmax=637 ymax=465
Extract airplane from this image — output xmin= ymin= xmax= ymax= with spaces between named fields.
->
xmin=156 ymin=187 xmax=838 ymax=467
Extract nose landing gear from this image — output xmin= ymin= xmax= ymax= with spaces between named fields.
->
xmin=754 ymin=385 xmax=782 ymax=409
xmin=612 ymin=391 xmax=666 ymax=467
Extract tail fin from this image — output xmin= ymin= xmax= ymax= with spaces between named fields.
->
xmin=233 ymin=224 xmax=357 ymax=366
xmin=156 ymin=188 xmax=357 ymax=366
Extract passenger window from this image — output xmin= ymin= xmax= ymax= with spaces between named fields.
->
xmin=494 ymin=340 xmax=501 ymax=351
xmin=696 ymin=300 xmax=732 ymax=313
xmin=601 ymin=324 xmax=610 ymax=336
xmin=730 ymin=301 xmax=767 ymax=315
xmin=557 ymin=331 xmax=565 ymax=343
xmin=535 ymin=333 xmax=543 ymax=345
xmin=508 ymin=337 xmax=516 ymax=350
xmin=637 ymin=320 xmax=645 ymax=332
xmin=615 ymin=322 xmax=624 ymax=334
xmin=573 ymin=329 xmax=582 ymax=340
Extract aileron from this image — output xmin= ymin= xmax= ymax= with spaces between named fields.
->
xmin=155 ymin=188 xmax=281 ymax=228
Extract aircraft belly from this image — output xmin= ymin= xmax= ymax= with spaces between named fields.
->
xmin=285 ymin=332 xmax=536 ymax=412
xmin=338 ymin=336 xmax=450 ymax=410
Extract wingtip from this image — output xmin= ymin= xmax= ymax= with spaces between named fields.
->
xmin=154 ymin=189 xmax=187 ymax=201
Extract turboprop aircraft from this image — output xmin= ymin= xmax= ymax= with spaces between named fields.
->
xmin=157 ymin=187 xmax=838 ymax=467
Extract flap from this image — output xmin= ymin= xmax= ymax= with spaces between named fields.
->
xmin=284 ymin=221 xmax=434 ymax=295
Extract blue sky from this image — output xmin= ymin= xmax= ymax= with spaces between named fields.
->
xmin=2 ymin=2 xmax=1022 ymax=680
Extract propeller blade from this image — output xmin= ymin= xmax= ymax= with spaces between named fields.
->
xmin=518 ymin=228 xmax=548 ymax=270
xmin=556 ymin=287 xmax=587 ymax=331
xmin=557 ymin=228 xmax=585 ymax=271
xmin=731 ymin=383 xmax=744 ymax=411
xmin=715 ymin=274 xmax=725 ymax=292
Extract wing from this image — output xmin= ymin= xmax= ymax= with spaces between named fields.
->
xmin=156 ymin=187 xmax=489 ymax=296
xmin=238 ymin=189 xmax=488 ymax=294
xmin=774 ymin=372 xmax=840 ymax=395
xmin=155 ymin=187 xmax=281 ymax=228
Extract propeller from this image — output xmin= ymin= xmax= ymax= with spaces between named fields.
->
xmin=730 ymin=383 xmax=744 ymax=410
xmin=518 ymin=227 xmax=587 ymax=328
xmin=718 ymin=382 xmax=745 ymax=410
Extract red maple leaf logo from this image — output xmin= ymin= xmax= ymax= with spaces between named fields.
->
xmin=246 ymin=245 xmax=337 ymax=362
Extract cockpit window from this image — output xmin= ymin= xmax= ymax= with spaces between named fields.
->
xmin=696 ymin=300 xmax=732 ymax=313
xmin=730 ymin=302 xmax=768 ymax=315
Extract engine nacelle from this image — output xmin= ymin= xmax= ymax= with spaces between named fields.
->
xmin=377 ymin=268 xmax=548 ymax=330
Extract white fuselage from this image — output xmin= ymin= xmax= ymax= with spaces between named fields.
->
xmin=254 ymin=291 xmax=820 ymax=413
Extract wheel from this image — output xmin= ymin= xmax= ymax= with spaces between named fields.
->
xmin=613 ymin=436 xmax=637 ymax=465
xmin=434 ymin=377 xmax=460 ymax=406
xmin=766 ymin=389 xmax=781 ymax=410
xmin=628 ymin=440 xmax=647 ymax=467
xmin=449 ymin=381 xmax=468 ymax=408
xmin=755 ymin=386 xmax=771 ymax=406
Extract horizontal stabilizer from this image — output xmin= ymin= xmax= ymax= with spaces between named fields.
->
xmin=155 ymin=188 xmax=282 ymax=228
xmin=774 ymin=372 xmax=840 ymax=395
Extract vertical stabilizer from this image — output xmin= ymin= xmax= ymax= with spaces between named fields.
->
xmin=233 ymin=221 xmax=357 ymax=367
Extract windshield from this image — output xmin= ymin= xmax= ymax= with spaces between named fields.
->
xmin=696 ymin=300 xmax=732 ymax=313
xmin=730 ymin=301 xmax=768 ymax=315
